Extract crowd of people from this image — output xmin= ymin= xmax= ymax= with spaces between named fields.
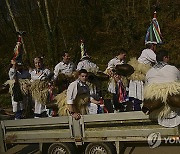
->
xmin=4 ymin=41 xmax=180 ymax=127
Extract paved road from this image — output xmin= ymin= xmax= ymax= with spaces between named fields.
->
xmin=6 ymin=144 xmax=40 ymax=154
xmin=6 ymin=144 xmax=180 ymax=154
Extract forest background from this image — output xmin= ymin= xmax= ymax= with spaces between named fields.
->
xmin=0 ymin=0 xmax=179 ymax=84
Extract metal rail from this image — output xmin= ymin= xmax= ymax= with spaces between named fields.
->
xmin=1 ymin=111 xmax=180 ymax=153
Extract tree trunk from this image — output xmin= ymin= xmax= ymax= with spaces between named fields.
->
xmin=37 ymin=0 xmax=55 ymax=65
xmin=25 ymin=0 xmax=37 ymax=55
xmin=5 ymin=0 xmax=27 ymax=55
xmin=5 ymin=0 xmax=19 ymax=32
xmin=45 ymin=0 xmax=52 ymax=32
xmin=59 ymin=6 xmax=68 ymax=50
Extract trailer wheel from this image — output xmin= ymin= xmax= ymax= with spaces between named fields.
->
xmin=48 ymin=143 xmax=76 ymax=154
xmin=85 ymin=142 xmax=116 ymax=154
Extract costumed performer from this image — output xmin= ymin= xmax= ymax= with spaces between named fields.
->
xmin=30 ymin=57 xmax=51 ymax=118
xmin=143 ymin=50 xmax=180 ymax=127
xmin=105 ymin=49 xmax=127 ymax=93
xmin=8 ymin=60 xmax=30 ymax=119
xmin=104 ymin=49 xmax=128 ymax=112
xmin=56 ymin=69 xmax=100 ymax=119
xmin=76 ymin=53 xmax=99 ymax=73
xmin=53 ymin=52 xmax=76 ymax=93
xmin=128 ymin=42 xmax=157 ymax=111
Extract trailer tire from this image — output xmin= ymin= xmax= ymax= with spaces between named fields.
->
xmin=48 ymin=143 xmax=76 ymax=154
xmin=85 ymin=142 xmax=116 ymax=154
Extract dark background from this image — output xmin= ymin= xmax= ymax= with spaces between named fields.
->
xmin=0 ymin=0 xmax=180 ymax=84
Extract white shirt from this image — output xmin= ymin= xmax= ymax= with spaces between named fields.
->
xmin=76 ymin=60 xmax=99 ymax=73
xmin=106 ymin=57 xmax=124 ymax=93
xmin=67 ymin=79 xmax=90 ymax=105
xmin=54 ymin=61 xmax=75 ymax=79
xmin=138 ymin=49 xmax=156 ymax=65
xmin=146 ymin=65 xmax=180 ymax=84
xmin=145 ymin=64 xmax=180 ymax=127
xmin=107 ymin=57 xmax=125 ymax=70
xmin=30 ymin=68 xmax=51 ymax=81
xmin=129 ymin=80 xmax=144 ymax=100
xmin=128 ymin=49 xmax=156 ymax=100
xmin=30 ymin=68 xmax=51 ymax=114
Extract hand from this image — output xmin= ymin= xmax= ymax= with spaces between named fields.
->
xmin=72 ymin=112 xmax=81 ymax=120
xmin=114 ymin=74 xmax=121 ymax=82
xmin=107 ymin=69 xmax=114 ymax=77
xmin=11 ymin=60 xmax=16 ymax=65
xmin=96 ymin=101 xmax=101 ymax=105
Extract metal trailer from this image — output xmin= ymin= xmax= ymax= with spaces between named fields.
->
xmin=0 ymin=111 xmax=180 ymax=154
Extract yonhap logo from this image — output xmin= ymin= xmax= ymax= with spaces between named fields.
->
xmin=148 ymin=132 xmax=161 ymax=148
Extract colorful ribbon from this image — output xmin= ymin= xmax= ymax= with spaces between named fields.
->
xmin=145 ymin=11 xmax=163 ymax=44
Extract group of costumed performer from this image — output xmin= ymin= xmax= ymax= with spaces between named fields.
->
xmin=5 ymin=56 xmax=53 ymax=119
xmin=55 ymin=70 xmax=102 ymax=117
xmin=3 ymin=32 xmax=54 ymax=119
xmin=76 ymin=44 xmax=103 ymax=114
xmin=55 ymin=69 xmax=109 ymax=118
xmin=55 ymin=40 xmax=108 ymax=117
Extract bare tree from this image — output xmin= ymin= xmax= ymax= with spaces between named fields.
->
xmin=5 ymin=0 xmax=27 ymax=55
xmin=23 ymin=0 xmax=37 ymax=55
xmin=45 ymin=0 xmax=52 ymax=32
xmin=37 ymin=0 xmax=57 ymax=65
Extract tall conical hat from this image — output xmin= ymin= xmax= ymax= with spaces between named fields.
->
xmin=145 ymin=11 xmax=163 ymax=45
xmin=80 ymin=39 xmax=91 ymax=60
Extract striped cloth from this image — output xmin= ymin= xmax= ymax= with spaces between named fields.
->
xmin=12 ymin=35 xmax=23 ymax=63
xmin=145 ymin=11 xmax=163 ymax=45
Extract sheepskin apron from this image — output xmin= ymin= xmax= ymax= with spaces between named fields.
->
xmin=128 ymin=58 xmax=151 ymax=101
xmin=56 ymin=84 xmax=90 ymax=116
xmin=143 ymin=82 xmax=180 ymax=127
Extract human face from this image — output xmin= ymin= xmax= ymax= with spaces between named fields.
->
xmin=114 ymin=74 xmax=121 ymax=82
xmin=163 ymin=56 xmax=169 ymax=63
xmin=34 ymin=58 xmax=42 ymax=69
xmin=152 ymin=44 xmax=157 ymax=52
xmin=63 ymin=53 xmax=70 ymax=63
xmin=118 ymin=53 xmax=126 ymax=61
xmin=79 ymin=73 xmax=88 ymax=83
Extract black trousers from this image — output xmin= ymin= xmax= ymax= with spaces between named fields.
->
xmin=113 ymin=94 xmax=125 ymax=111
